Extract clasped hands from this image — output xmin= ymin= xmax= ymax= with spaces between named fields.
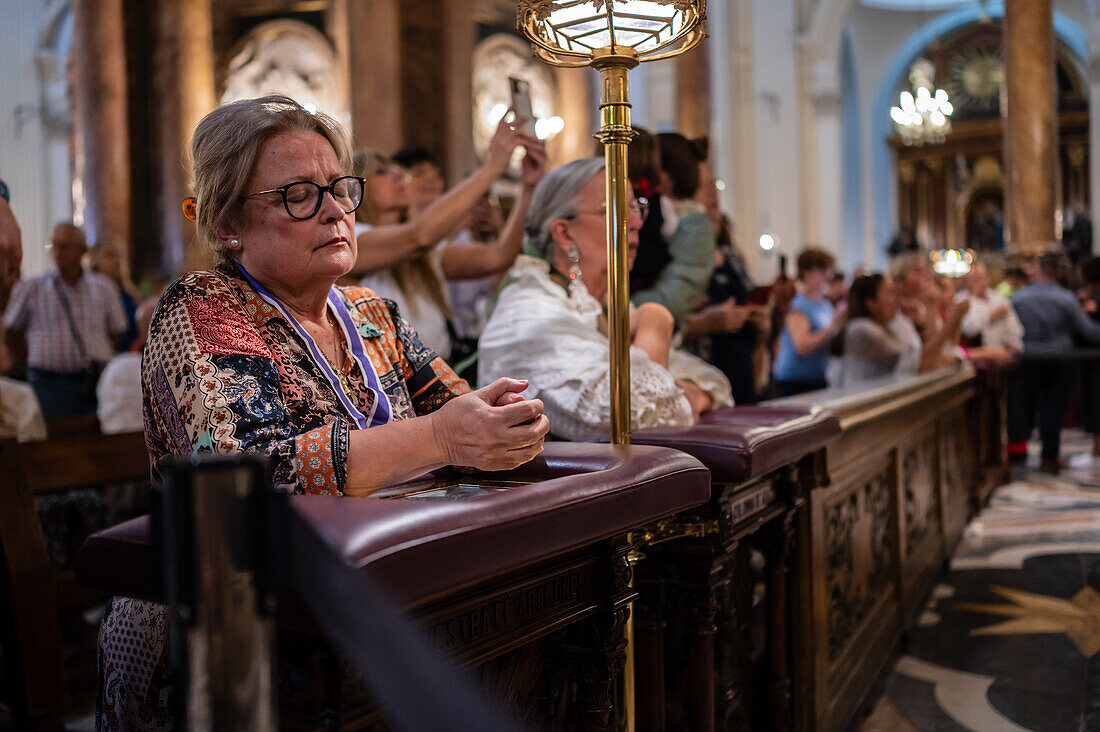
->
xmin=430 ymin=378 xmax=550 ymax=472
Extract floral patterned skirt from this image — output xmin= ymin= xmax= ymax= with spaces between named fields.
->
xmin=96 ymin=597 xmax=174 ymax=731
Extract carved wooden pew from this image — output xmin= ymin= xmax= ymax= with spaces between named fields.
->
xmin=75 ymin=442 xmax=711 ymax=730
xmin=0 ymin=425 xmax=149 ymax=727
xmin=971 ymin=362 xmax=1011 ymax=507
xmin=628 ymin=406 xmax=841 ymax=731
xmin=770 ymin=366 xmax=984 ymax=731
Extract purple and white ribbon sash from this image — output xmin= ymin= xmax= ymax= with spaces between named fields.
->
xmin=234 ymin=262 xmax=392 ymax=429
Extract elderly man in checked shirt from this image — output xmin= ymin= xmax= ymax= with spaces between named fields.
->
xmin=3 ymin=222 xmax=127 ymax=418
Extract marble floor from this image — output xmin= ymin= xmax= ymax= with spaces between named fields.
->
xmin=861 ymin=431 xmax=1100 ymax=732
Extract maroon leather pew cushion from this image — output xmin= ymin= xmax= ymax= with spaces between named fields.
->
xmin=628 ymin=406 xmax=840 ymax=485
xmin=75 ymin=442 xmax=709 ymax=606
xmin=75 ymin=514 xmax=156 ymax=602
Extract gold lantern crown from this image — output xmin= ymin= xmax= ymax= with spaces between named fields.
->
xmin=518 ymin=0 xmax=707 ymax=67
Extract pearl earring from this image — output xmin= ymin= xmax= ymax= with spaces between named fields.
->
xmin=229 ymin=239 xmax=239 ymax=248
xmin=567 ymin=245 xmax=583 ymax=295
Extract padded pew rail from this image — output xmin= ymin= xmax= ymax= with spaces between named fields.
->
xmin=77 ymin=442 xmax=712 ymax=729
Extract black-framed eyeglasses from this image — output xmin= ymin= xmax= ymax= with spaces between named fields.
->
xmin=247 ymin=175 xmax=365 ymax=221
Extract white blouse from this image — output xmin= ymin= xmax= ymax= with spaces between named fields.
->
xmin=479 ymin=255 xmax=733 ymax=442
xmin=955 ymin=287 xmax=1024 ymax=350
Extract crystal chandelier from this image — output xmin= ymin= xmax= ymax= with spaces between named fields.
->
xmin=890 ymin=58 xmax=953 ymax=146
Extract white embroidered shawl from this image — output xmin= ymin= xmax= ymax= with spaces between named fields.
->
xmin=479 ymin=255 xmax=733 ymax=441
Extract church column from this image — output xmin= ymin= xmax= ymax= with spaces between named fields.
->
xmin=156 ymin=0 xmax=216 ymax=276
xmin=723 ymin=0 xmax=760 ymax=279
xmin=444 ymin=0 xmax=477 ymax=181
xmin=676 ymin=42 xmax=711 ymax=138
xmin=1088 ymin=28 xmax=1100 ymax=254
xmin=347 ymin=0 xmax=403 ymax=153
xmin=555 ymin=67 xmax=597 ymax=166
xmin=810 ymin=58 xmax=844 ymax=263
xmin=72 ymin=0 xmax=131 ymax=248
xmin=1003 ymin=0 xmax=1057 ymax=258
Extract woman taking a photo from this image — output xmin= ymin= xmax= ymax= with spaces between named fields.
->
xmin=347 ymin=119 xmax=546 ymax=361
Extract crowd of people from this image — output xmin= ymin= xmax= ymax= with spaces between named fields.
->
xmin=1 ymin=101 xmax=1098 ymax=469
xmin=0 ymin=94 xmax=1099 ymax=729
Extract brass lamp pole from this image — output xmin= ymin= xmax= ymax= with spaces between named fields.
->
xmin=517 ymin=1 xmax=707 ymax=727
xmin=517 ymin=0 xmax=707 ymax=442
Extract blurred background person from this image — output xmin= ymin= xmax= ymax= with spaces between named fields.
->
xmin=0 ymin=178 xmax=23 ymax=304
xmin=996 ymin=266 xmax=1029 ymax=298
xmin=391 ymin=146 xmax=446 ymax=217
xmin=835 ymin=273 xmax=967 ymax=387
xmin=629 ymin=131 xmax=716 ymax=326
xmin=1009 ymin=253 xmax=1100 ymax=473
xmin=827 ymin=271 xmax=848 ymax=311
xmin=682 ymin=160 xmax=767 ymax=404
xmin=772 ymin=248 xmax=838 ymax=396
xmin=3 ymin=222 xmax=127 ymax=418
xmin=90 ymin=239 xmax=140 ymax=352
xmin=96 ymin=298 xmax=157 ymax=434
xmin=957 ymin=262 xmax=1024 ymax=352
xmin=1072 ymin=256 xmax=1100 ymax=468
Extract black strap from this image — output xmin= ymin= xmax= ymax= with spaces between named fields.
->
xmin=52 ymin=275 xmax=90 ymax=367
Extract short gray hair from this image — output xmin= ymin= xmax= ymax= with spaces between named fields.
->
xmin=523 ymin=157 xmax=605 ymax=260
xmin=191 ymin=94 xmax=352 ymax=264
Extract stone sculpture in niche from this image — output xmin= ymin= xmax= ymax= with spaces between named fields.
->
xmin=221 ymin=19 xmax=349 ymax=125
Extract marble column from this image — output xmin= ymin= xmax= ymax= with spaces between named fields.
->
xmin=401 ymin=0 xmax=448 ymax=162
xmin=444 ymin=0 xmax=476 ymax=181
xmin=1088 ymin=42 xmax=1100 ymax=254
xmin=346 ymin=0 xmax=403 ymax=154
xmin=722 ymin=0 xmax=761 ymax=280
xmin=810 ymin=59 xmax=844 ymax=263
xmin=72 ymin=0 xmax=131 ymax=249
xmin=797 ymin=45 xmax=817 ymax=252
xmin=1003 ymin=0 xmax=1057 ymax=258
xmin=676 ymin=44 xmax=711 ymax=139
xmin=156 ymin=0 xmax=216 ymax=276
xmin=554 ymin=67 xmax=597 ymax=167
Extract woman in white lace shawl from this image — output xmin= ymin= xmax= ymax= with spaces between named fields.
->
xmin=478 ymin=158 xmax=732 ymax=441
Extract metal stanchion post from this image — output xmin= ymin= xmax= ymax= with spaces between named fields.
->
xmin=161 ymin=457 xmax=280 ymax=731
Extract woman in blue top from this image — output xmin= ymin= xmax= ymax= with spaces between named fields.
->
xmin=773 ymin=248 xmax=838 ymax=396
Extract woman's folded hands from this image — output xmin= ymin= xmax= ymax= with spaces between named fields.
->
xmin=429 ymin=377 xmax=550 ymax=471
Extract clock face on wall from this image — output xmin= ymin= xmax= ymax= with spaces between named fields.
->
xmin=221 ymin=20 xmax=349 ymax=124
xmin=947 ymin=47 xmax=1004 ymax=115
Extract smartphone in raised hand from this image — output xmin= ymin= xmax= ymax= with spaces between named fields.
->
xmin=509 ymin=77 xmax=536 ymax=137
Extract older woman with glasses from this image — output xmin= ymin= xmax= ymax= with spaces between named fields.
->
xmin=478 ymin=158 xmax=732 ymax=442
xmin=96 ymin=95 xmax=549 ymax=730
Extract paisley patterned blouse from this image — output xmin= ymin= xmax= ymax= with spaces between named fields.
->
xmin=142 ymin=264 xmax=469 ymax=494
xmin=98 ymin=264 xmax=468 ymax=731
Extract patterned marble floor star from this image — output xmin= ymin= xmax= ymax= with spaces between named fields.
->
xmin=956 ymin=585 xmax=1100 ymax=658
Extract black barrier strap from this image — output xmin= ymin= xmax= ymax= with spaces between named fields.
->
xmin=287 ymin=505 xmax=523 ymax=732
xmin=1017 ymin=349 xmax=1100 ymax=360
